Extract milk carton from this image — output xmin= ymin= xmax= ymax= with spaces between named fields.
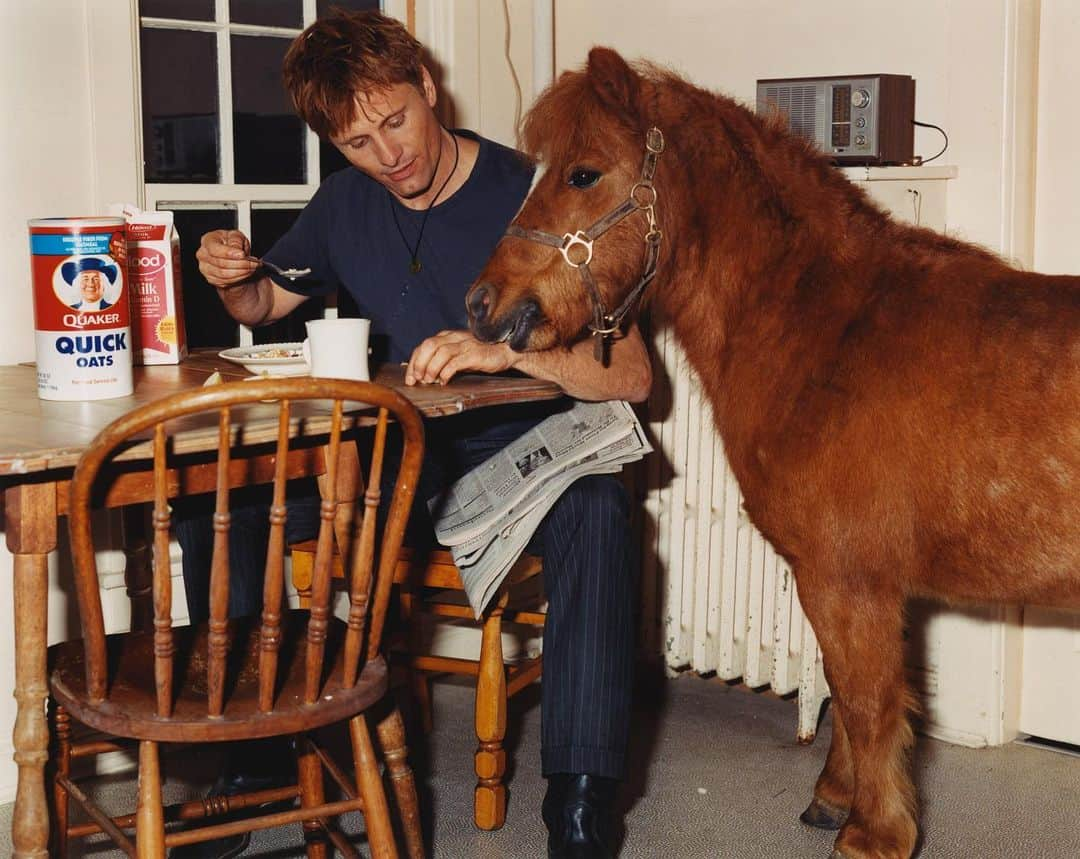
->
xmin=110 ymin=204 xmax=188 ymax=365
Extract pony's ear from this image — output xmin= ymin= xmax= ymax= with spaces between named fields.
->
xmin=586 ymin=47 xmax=640 ymax=119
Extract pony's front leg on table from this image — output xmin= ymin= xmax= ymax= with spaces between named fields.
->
xmin=797 ymin=580 xmax=918 ymax=859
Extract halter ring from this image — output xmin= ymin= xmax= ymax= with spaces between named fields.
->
xmin=560 ymin=231 xmax=594 ymax=267
xmin=630 ymin=183 xmax=657 ymax=209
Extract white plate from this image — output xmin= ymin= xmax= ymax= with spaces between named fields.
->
xmin=218 ymin=342 xmax=310 ymax=377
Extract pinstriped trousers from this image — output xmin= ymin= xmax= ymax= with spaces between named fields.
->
xmin=175 ymin=402 xmax=638 ymax=781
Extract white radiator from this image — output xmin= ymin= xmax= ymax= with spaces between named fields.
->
xmin=638 ymin=331 xmax=830 ymax=742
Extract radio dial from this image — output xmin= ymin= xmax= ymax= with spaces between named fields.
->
xmin=851 ymin=88 xmax=871 ymax=109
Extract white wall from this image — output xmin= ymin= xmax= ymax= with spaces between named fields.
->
xmin=1033 ymin=0 xmax=1080 ymax=274
xmin=2 ymin=1 xmax=92 ymax=366
xmin=1018 ymin=0 xmax=1080 ymax=746
xmin=0 ymin=0 xmax=141 ymax=803
xmin=0 ymin=0 xmax=100 ymax=805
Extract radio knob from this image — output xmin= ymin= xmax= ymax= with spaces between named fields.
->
xmin=851 ymin=88 xmax=871 ymax=109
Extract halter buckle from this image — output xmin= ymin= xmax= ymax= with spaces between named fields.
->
xmin=646 ymin=127 xmax=665 ymax=154
xmin=560 ymin=231 xmax=594 ymax=268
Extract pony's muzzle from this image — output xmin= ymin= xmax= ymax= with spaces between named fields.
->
xmin=468 ymin=282 xmax=542 ymax=351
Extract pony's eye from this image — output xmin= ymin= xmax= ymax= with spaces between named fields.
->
xmin=568 ymin=168 xmax=602 ymax=189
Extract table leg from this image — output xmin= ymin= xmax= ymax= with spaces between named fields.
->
xmin=5 ymin=482 xmax=57 ymax=859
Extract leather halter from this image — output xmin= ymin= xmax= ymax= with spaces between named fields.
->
xmin=504 ymin=127 xmax=665 ymax=362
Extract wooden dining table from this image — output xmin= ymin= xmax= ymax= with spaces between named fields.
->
xmin=0 ymin=349 xmax=562 ymax=858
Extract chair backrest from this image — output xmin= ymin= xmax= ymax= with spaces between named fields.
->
xmin=67 ymin=377 xmax=424 ymax=717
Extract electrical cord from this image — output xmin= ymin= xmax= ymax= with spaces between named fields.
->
xmin=912 ymin=119 xmax=948 ymax=164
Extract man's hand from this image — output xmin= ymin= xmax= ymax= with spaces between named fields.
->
xmin=196 ymin=229 xmax=260 ymax=287
xmin=196 ymin=229 xmax=308 ymax=327
xmin=406 ymin=330 xmax=517 ymax=385
xmin=406 ymin=324 xmax=653 ymax=402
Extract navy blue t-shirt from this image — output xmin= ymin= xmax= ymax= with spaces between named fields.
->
xmin=265 ymin=130 xmax=534 ymax=365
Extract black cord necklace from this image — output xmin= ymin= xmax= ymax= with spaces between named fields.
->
xmin=391 ymin=130 xmax=460 ymax=274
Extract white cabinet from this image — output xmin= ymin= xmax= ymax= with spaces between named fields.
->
xmin=1020 ymin=608 xmax=1080 ymax=745
xmin=839 ymin=164 xmax=956 ymax=231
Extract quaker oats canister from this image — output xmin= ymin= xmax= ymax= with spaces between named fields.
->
xmin=27 ymin=217 xmax=133 ymax=400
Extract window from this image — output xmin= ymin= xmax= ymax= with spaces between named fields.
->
xmin=138 ymin=0 xmax=383 ymax=347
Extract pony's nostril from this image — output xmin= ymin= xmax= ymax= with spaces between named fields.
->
xmin=467 ymin=283 xmax=494 ymax=322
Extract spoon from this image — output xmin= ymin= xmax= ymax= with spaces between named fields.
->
xmin=248 ymin=257 xmax=312 ymax=280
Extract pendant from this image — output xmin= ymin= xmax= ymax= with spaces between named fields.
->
xmin=410 ymin=258 xmax=422 ymax=274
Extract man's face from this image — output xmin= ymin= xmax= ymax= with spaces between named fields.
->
xmin=78 ymin=271 xmax=104 ymax=303
xmin=328 ymin=69 xmax=444 ymax=203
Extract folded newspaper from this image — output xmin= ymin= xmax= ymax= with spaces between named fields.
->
xmin=428 ymin=400 xmax=652 ymax=616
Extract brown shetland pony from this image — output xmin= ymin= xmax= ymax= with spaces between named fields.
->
xmin=467 ymin=47 xmax=1080 ymax=859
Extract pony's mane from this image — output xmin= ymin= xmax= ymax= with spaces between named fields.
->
xmin=520 ymin=59 xmax=866 ymax=203
xmin=521 ymin=57 xmax=997 ymax=263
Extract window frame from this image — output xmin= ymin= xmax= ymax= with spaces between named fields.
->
xmin=136 ymin=0 xmax=408 ymax=343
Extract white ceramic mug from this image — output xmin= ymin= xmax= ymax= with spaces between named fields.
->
xmin=303 ymin=317 xmax=371 ymax=381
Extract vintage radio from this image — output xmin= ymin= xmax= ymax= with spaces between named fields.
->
xmin=756 ymin=74 xmax=915 ymax=165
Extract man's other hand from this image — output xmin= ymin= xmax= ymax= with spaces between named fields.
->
xmin=406 ymin=330 xmax=517 ymax=385
xmin=196 ymin=229 xmax=260 ymax=287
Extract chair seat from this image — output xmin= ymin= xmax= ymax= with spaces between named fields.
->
xmin=49 ymin=612 xmax=387 ymax=744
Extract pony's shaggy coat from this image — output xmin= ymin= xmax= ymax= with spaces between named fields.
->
xmin=468 ymin=48 xmax=1080 ymax=859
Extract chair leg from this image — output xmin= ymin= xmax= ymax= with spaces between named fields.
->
xmin=474 ymin=592 xmax=508 ymax=830
xmin=375 ymin=705 xmax=424 ymax=859
xmin=296 ymin=734 xmax=330 ymax=859
xmin=136 ymin=740 xmax=165 ymax=858
xmin=399 ymin=591 xmax=434 ymax=734
xmin=350 ymin=714 xmax=399 ymax=859
xmin=409 ymin=669 xmax=434 ymax=735
xmin=51 ymin=702 xmax=71 ymax=857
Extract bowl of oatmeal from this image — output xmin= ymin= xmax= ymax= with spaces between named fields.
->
xmin=218 ymin=342 xmax=310 ymax=376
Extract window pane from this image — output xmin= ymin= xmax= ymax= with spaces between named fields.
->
xmin=320 ymin=139 xmax=351 ymax=182
xmin=168 ymin=207 xmax=240 ymax=348
xmin=139 ymin=0 xmax=214 ymax=21
xmin=316 ymin=0 xmax=380 ymax=17
xmin=141 ymin=29 xmax=219 ymax=182
xmin=231 ymin=35 xmax=305 ymax=184
xmin=230 ymin=0 xmax=302 ymax=28
xmin=251 ymin=206 xmax=324 ymax=344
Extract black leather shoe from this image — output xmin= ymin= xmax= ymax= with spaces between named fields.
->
xmin=168 ymin=771 xmax=293 ymax=859
xmin=543 ymin=773 xmax=618 ymax=859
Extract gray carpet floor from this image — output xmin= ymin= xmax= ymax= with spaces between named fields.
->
xmin=3 ymin=670 xmax=1079 ymax=857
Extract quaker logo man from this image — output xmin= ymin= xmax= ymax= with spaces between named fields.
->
xmin=61 ymin=257 xmax=118 ymax=311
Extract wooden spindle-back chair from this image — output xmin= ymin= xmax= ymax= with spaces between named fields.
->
xmin=47 ymin=378 xmax=425 ymax=858
xmin=291 ymin=541 xmax=545 ymax=831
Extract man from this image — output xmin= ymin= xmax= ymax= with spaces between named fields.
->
xmin=61 ymin=258 xmax=115 ymax=310
xmin=187 ymin=10 xmax=651 ymax=858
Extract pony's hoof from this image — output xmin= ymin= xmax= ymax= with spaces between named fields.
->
xmin=800 ymin=797 xmax=848 ymax=830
